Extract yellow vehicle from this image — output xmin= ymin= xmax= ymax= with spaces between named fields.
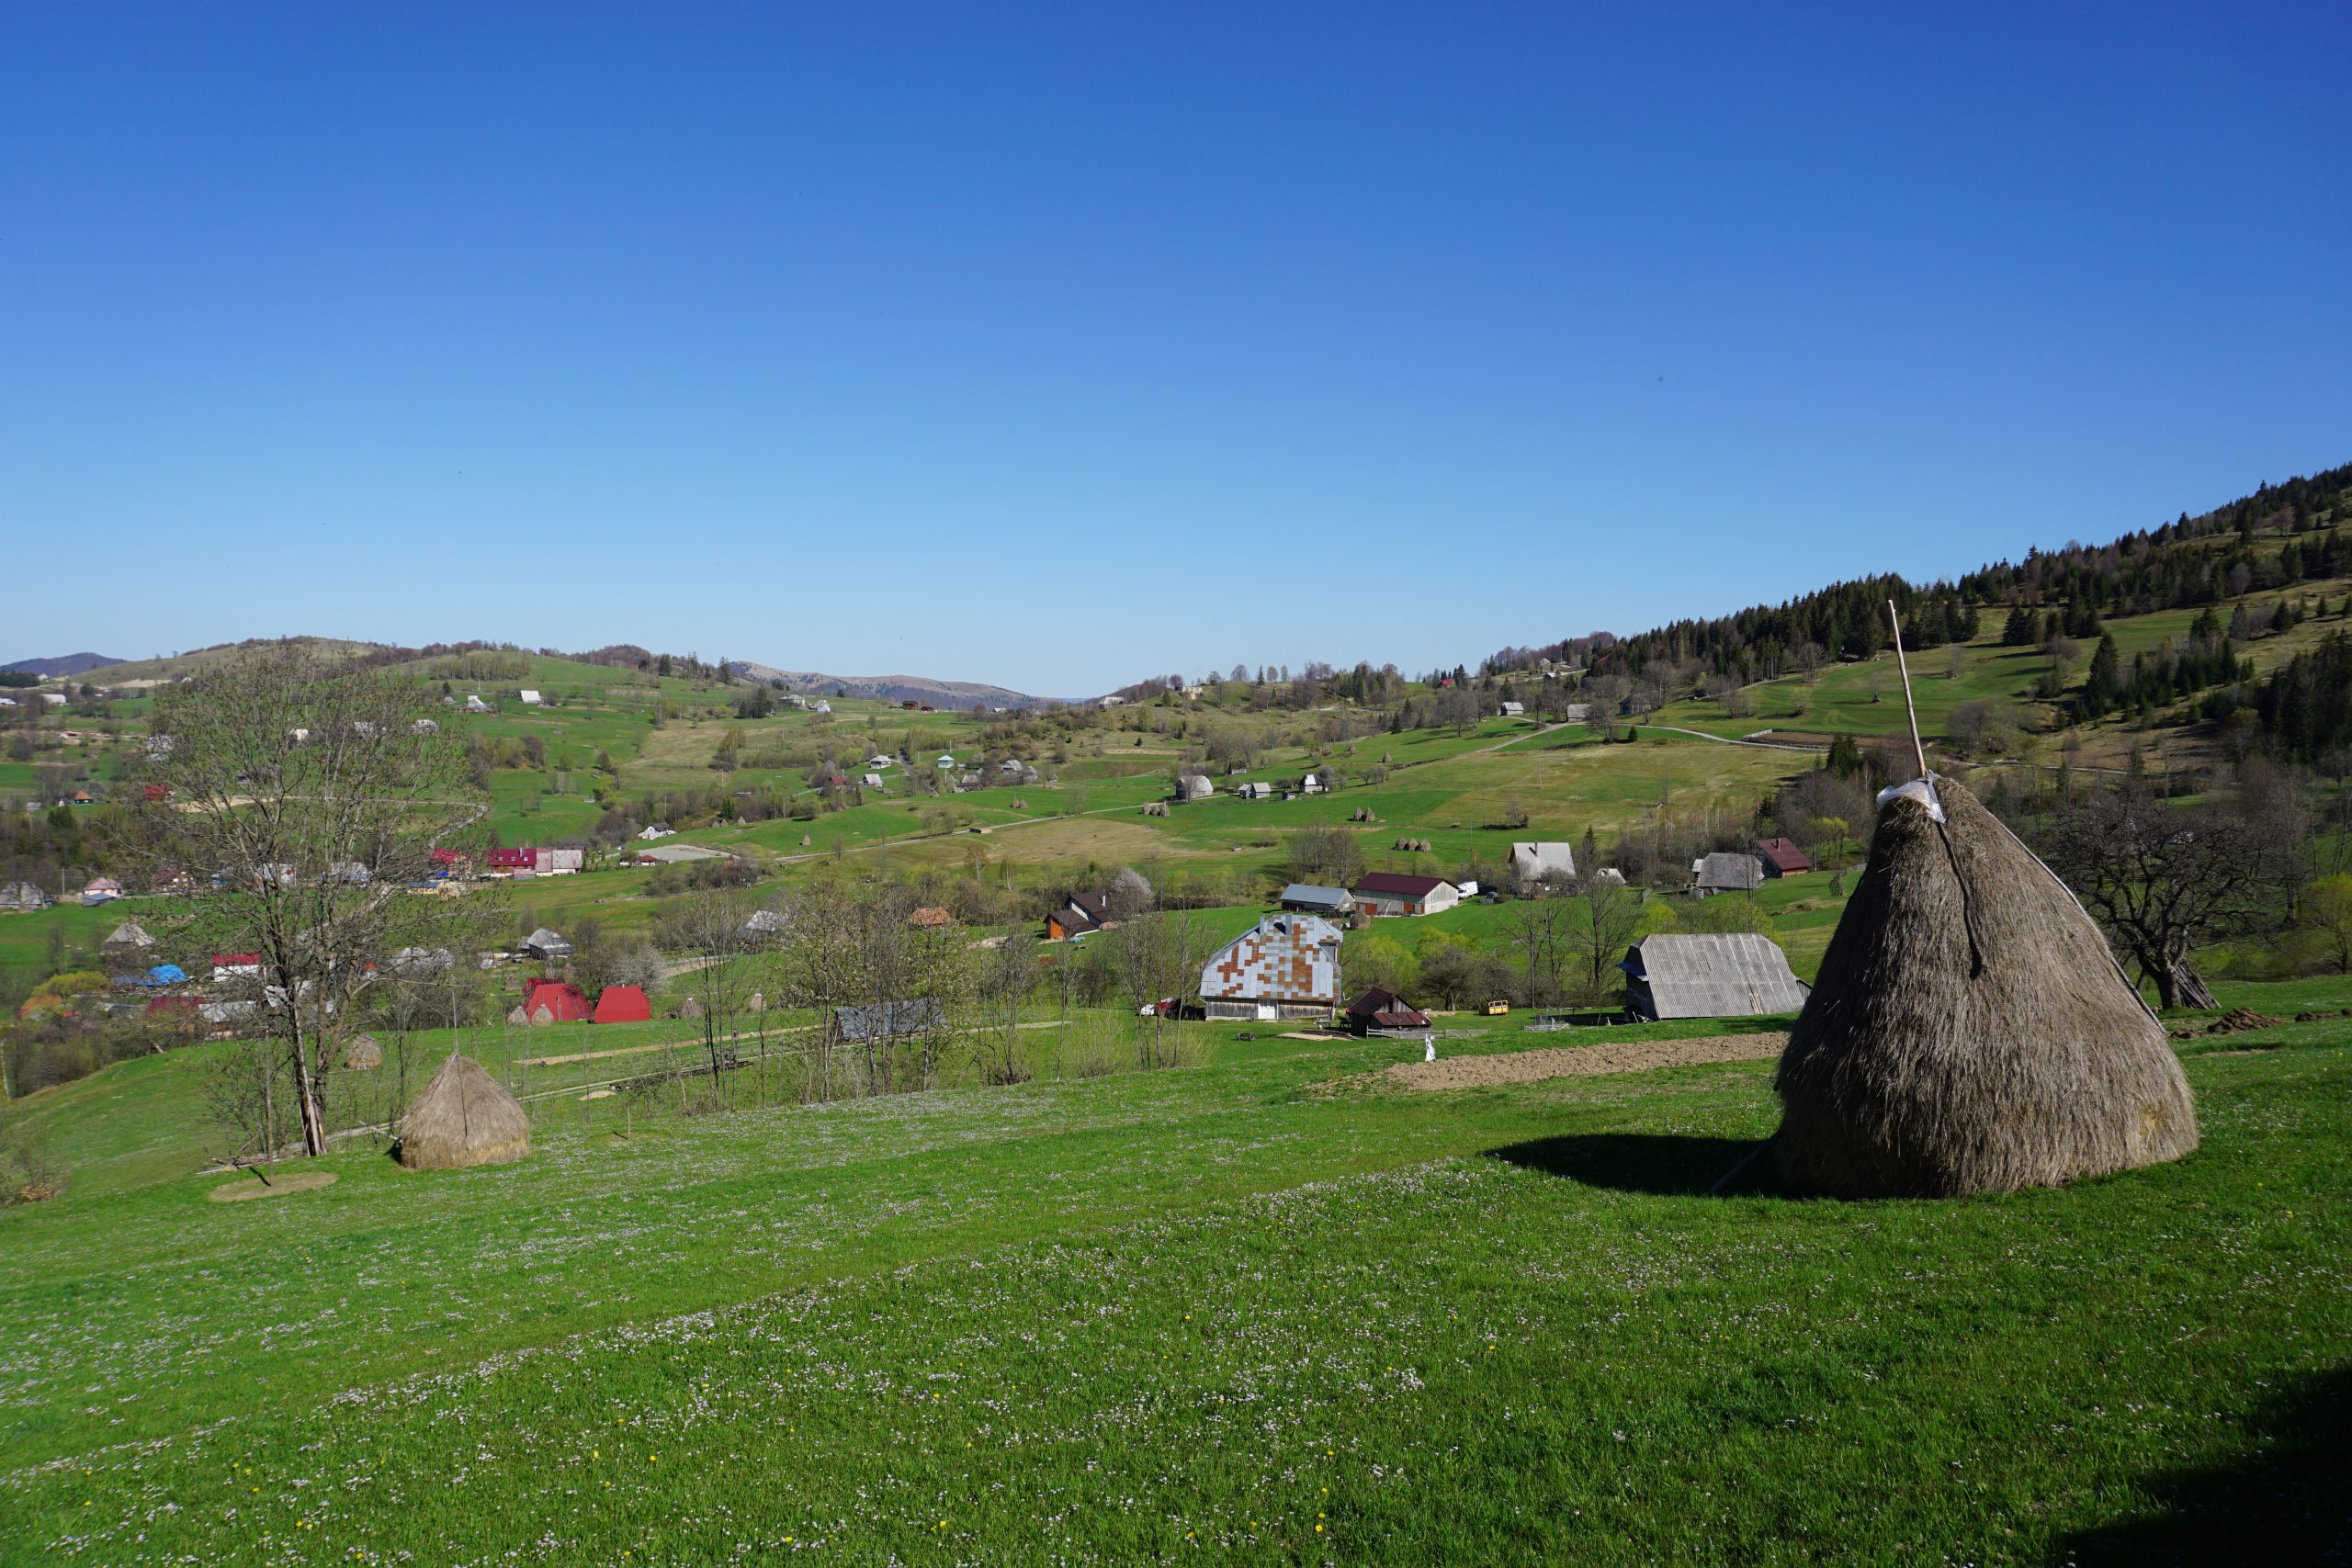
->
xmin=1482 ymin=998 xmax=1510 ymax=1016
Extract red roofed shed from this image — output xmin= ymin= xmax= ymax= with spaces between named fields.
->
xmin=522 ymin=976 xmax=592 ymax=1022
xmin=592 ymin=985 xmax=650 ymax=1024
xmin=1755 ymin=838 xmax=1813 ymax=876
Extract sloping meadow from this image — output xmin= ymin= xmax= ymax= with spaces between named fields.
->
xmin=2 ymin=1022 xmax=2346 ymax=1563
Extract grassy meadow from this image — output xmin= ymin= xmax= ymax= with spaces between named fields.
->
xmin=0 ymin=985 xmax=2346 ymax=1563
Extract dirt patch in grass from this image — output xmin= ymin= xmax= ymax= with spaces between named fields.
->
xmin=209 ymin=1169 xmax=338 ymax=1201
xmin=1371 ymin=1033 xmax=1788 ymax=1092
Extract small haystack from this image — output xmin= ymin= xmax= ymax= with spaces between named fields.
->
xmin=531 ymin=1004 xmax=556 ymax=1026
xmin=398 ymin=1053 xmax=529 ymax=1170
xmin=747 ymin=991 xmax=764 ymax=1013
xmin=679 ymin=996 xmax=704 ymax=1021
xmin=343 ymin=1033 xmax=383 ymax=1071
xmin=1774 ymin=776 xmax=2197 ymax=1198
xmin=505 ymin=1005 xmax=530 ymax=1027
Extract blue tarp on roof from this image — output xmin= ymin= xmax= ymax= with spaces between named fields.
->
xmin=142 ymin=964 xmax=187 ymax=986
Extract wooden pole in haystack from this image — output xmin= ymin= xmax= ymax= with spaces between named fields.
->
xmin=1887 ymin=599 xmax=1928 ymax=780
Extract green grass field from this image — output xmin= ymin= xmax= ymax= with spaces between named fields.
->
xmin=0 ymin=986 xmax=2344 ymax=1563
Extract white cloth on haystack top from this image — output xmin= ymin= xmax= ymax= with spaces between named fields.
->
xmin=1876 ymin=774 xmax=1945 ymax=823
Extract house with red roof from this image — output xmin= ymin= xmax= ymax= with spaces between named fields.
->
xmin=592 ymin=985 xmax=651 ymax=1024
xmin=1754 ymin=838 xmax=1813 ymax=877
xmin=211 ymin=953 xmax=262 ymax=982
xmin=1349 ymin=872 xmax=1461 ymax=919
xmin=521 ymin=976 xmax=591 ymax=1023
xmin=485 ymin=847 xmax=536 ymax=874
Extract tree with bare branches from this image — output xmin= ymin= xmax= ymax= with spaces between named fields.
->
xmin=144 ymin=647 xmax=490 ymax=1157
xmin=2033 ymin=781 xmax=2304 ymax=1009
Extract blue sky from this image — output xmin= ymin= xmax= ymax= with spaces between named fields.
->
xmin=4 ymin=4 xmax=2346 ymax=696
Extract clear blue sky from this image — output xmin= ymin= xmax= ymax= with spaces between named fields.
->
xmin=5 ymin=4 xmax=2346 ymax=696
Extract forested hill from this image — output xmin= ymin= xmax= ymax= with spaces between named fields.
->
xmin=1493 ymin=460 xmax=2352 ymax=686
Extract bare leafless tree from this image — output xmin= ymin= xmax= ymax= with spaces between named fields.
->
xmin=2033 ymin=781 xmax=2304 ymax=1009
xmin=145 ymin=647 xmax=490 ymax=1156
xmin=1567 ymin=882 xmax=1647 ymax=1008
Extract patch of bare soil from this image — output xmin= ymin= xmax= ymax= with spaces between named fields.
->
xmin=1372 ymin=1032 xmax=1788 ymax=1092
xmin=209 ymin=1169 xmax=338 ymax=1202
xmin=2170 ymin=1009 xmax=2283 ymax=1040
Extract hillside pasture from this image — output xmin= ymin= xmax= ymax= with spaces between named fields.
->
xmin=0 ymin=989 xmax=2343 ymax=1563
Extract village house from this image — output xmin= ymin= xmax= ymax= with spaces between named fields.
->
xmin=1692 ymin=851 xmax=1767 ymax=895
xmin=1234 ymin=781 xmax=1275 ymax=800
xmin=1046 ymin=891 xmax=1113 ymax=942
xmin=1498 ymin=701 xmax=1526 ymax=717
xmin=1198 ymin=914 xmax=1343 ymax=1021
xmin=521 ymin=927 xmax=575 ymax=961
xmin=1279 ymin=884 xmax=1356 ymax=918
xmin=102 ymin=919 xmax=157 ymax=956
xmin=465 ymin=694 xmax=492 ymax=713
xmin=82 ymin=876 xmax=124 ymax=905
xmin=592 ymin=984 xmax=650 ymax=1024
xmin=1755 ymin=838 xmax=1813 ymax=877
xmin=636 ymin=823 xmax=675 ymax=841
xmin=522 ymin=976 xmax=591 ymax=1023
xmin=1345 ymin=986 xmax=1430 ymax=1035
xmin=1621 ymin=932 xmax=1807 ymax=1021
xmin=1506 ymin=842 xmax=1577 ymax=887
xmin=1351 ymin=872 xmax=1461 ymax=918
xmin=211 ymin=952 xmax=263 ymax=982
xmin=518 ymin=689 xmax=542 ymax=705
xmin=1174 ymin=773 xmax=1215 ymax=802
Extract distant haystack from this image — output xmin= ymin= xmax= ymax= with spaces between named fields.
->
xmin=342 ymin=1033 xmax=383 ymax=1071
xmin=397 ymin=1054 xmax=529 ymax=1170
xmin=1774 ymin=777 xmax=2198 ymax=1198
xmin=679 ymin=996 xmax=704 ymax=1021
xmin=505 ymin=1005 xmax=530 ymax=1027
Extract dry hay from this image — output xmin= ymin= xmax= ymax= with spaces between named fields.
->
xmin=531 ymin=1004 xmax=556 ymax=1026
xmin=210 ymin=1169 xmax=337 ymax=1201
xmin=1775 ymin=777 xmax=2197 ymax=1198
xmin=679 ymin=996 xmax=704 ymax=1020
xmin=341 ymin=1033 xmax=383 ymax=1072
xmin=747 ymin=991 xmax=764 ymax=1013
xmin=505 ymin=1005 xmax=530 ymax=1027
xmin=397 ymin=1053 xmax=530 ymax=1170
xmin=1375 ymin=1032 xmax=1786 ymax=1091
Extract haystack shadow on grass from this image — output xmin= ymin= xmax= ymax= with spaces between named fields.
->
xmin=1486 ymin=1134 xmax=1785 ymax=1197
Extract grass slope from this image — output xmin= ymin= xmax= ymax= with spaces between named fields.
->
xmin=1 ymin=987 xmax=2345 ymax=1564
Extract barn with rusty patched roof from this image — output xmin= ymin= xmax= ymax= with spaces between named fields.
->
xmin=1198 ymin=914 xmax=1344 ymax=1021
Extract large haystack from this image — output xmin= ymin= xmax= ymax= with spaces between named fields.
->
xmin=398 ymin=1053 xmax=530 ymax=1170
xmin=1775 ymin=776 xmax=2196 ymax=1198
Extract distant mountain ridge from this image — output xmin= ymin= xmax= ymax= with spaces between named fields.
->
xmin=728 ymin=661 xmax=1048 ymax=710
xmin=2 ymin=652 xmax=125 ymax=678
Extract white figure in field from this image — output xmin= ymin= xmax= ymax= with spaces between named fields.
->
xmin=1423 ymin=1035 xmax=1437 ymax=1063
